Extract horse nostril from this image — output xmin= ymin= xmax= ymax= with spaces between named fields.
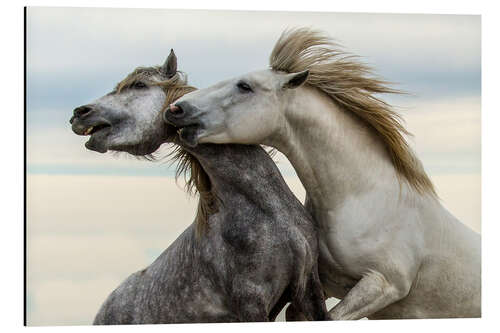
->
xmin=169 ymin=103 xmax=184 ymax=116
xmin=73 ymin=105 xmax=93 ymax=118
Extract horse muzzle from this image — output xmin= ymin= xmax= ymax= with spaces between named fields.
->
xmin=163 ymin=101 xmax=200 ymax=126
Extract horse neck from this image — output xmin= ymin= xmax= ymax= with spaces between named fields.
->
xmin=184 ymin=144 xmax=292 ymax=208
xmin=272 ymin=85 xmax=403 ymax=212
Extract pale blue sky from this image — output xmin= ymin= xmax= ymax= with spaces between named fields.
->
xmin=26 ymin=7 xmax=480 ymax=177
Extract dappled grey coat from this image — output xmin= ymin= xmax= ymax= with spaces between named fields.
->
xmin=93 ymin=143 xmax=329 ymax=324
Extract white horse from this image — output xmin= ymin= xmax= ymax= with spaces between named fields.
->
xmin=164 ymin=28 xmax=481 ymax=319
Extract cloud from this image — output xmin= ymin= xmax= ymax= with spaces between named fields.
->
xmin=27 ymin=8 xmax=480 ymax=75
xmin=400 ymin=96 xmax=481 ymax=174
xmin=26 ymin=8 xmax=480 ymax=111
xmin=404 ymin=97 xmax=481 ymax=154
xmin=27 ymin=7 xmax=481 ymax=169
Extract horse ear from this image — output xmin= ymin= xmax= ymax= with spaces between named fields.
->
xmin=162 ymin=49 xmax=177 ymax=78
xmin=282 ymin=70 xmax=309 ymax=89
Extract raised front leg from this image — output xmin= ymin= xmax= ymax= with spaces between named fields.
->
xmin=329 ymin=270 xmax=412 ymax=320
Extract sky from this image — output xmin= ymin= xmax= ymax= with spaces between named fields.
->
xmin=25 ymin=7 xmax=481 ymax=326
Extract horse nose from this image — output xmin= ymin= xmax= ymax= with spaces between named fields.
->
xmin=164 ymin=101 xmax=198 ymax=125
xmin=167 ymin=103 xmax=185 ymax=116
xmin=70 ymin=105 xmax=94 ymax=124
xmin=73 ymin=105 xmax=94 ymax=118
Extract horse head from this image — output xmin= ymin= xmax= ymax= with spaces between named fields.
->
xmin=69 ymin=50 xmax=191 ymax=155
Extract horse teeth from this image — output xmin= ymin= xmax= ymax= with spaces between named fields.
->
xmin=84 ymin=126 xmax=93 ymax=135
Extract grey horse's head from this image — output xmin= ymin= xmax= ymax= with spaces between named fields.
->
xmin=70 ymin=50 xmax=194 ymax=156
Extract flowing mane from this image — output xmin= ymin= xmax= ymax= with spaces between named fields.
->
xmin=117 ymin=68 xmax=215 ymax=236
xmin=269 ymin=28 xmax=436 ymax=197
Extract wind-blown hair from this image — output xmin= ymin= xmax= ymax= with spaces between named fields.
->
xmin=270 ymin=28 xmax=436 ymax=197
xmin=116 ymin=67 xmax=214 ymax=236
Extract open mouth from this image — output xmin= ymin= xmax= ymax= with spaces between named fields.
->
xmin=162 ymin=109 xmax=202 ymax=147
xmin=82 ymin=123 xmax=111 ymax=136
xmin=72 ymin=122 xmax=112 ymax=153
xmin=176 ymin=124 xmax=198 ymax=135
xmin=175 ymin=124 xmax=202 ymax=147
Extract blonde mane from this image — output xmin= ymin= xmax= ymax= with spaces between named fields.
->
xmin=117 ymin=68 xmax=214 ymax=236
xmin=269 ymin=28 xmax=436 ymax=196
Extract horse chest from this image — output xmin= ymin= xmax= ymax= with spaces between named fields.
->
xmin=312 ymin=207 xmax=388 ymax=292
xmin=316 ymin=232 xmax=358 ymax=299
xmin=313 ymin=195 xmax=406 ymax=263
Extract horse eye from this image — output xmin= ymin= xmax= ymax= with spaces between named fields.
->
xmin=132 ymin=81 xmax=147 ymax=89
xmin=237 ymin=81 xmax=253 ymax=93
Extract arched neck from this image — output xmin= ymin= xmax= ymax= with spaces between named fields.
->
xmin=268 ymin=86 xmax=400 ymax=211
xmin=181 ymin=144 xmax=293 ymax=207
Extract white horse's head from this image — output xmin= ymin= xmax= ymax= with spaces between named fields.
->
xmin=164 ymin=69 xmax=309 ymax=147
xmin=70 ymin=50 xmax=183 ymax=155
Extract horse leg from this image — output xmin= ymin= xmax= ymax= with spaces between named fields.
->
xmin=290 ymin=269 xmax=330 ymax=321
xmin=328 ymin=270 xmax=412 ymax=320
xmin=269 ymin=291 xmax=291 ymax=321
xmin=286 ymin=303 xmax=308 ymax=321
xmin=232 ymin=278 xmax=270 ymax=322
xmin=237 ymin=299 xmax=269 ymax=322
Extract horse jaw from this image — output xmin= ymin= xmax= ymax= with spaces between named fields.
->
xmin=85 ymin=135 xmax=109 ymax=153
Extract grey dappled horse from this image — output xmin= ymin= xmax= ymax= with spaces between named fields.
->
xmin=70 ymin=51 xmax=329 ymax=324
